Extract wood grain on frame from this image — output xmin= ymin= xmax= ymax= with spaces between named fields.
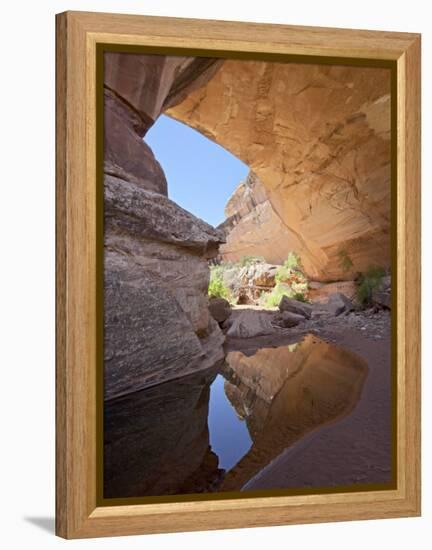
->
xmin=55 ymin=10 xmax=421 ymax=539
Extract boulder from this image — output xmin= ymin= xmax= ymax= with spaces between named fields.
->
xmin=242 ymin=262 xmax=278 ymax=288
xmin=209 ymin=297 xmax=232 ymax=324
xmin=372 ymin=290 xmax=391 ymax=309
xmin=279 ymin=296 xmax=313 ymax=319
xmin=226 ymin=310 xmax=279 ymax=339
xmin=372 ymin=275 xmax=391 ymax=309
xmin=280 ymin=311 xmax=305 ymax=328
xmin=326 ymin=292 xmax=354 ymax=316
xmin=221 ymin=266 xmax=243 ymax=297
xmin=219 ymin=261 xmax=279 ymax=305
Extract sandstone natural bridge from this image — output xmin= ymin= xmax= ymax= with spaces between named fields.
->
xmin=167 ymin=59 xmax=391 ymax=281
xmin=103 ymin=52 xmax=391 ymax=398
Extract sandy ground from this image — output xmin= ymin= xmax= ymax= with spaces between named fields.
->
xmin=226 ymin=309 xmax=393 ymax=491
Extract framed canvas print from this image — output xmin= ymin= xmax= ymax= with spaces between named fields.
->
xmin=55 ymin=11 xmax=421 ymax=539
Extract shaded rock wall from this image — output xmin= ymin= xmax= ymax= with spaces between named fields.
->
xmin=104 ymin=88 xmax=168 ymax=193
xmin=168 ymin=60 xmax=392 ymax=281
xmin=104 ymin=54 xmax=225 ymax=399
xmin=104 ymin=175 xmax=225 ymax=399
xmin=104 ymin=52 xmax=223 ymax=133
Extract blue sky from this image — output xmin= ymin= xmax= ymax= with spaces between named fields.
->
xmin=145 ymin=115 xmax=249 ymax=227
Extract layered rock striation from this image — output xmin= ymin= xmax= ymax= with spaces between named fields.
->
xmin=104 ymin=53 xmax=225 ymax=399
xmin=104 ymin=175 xmax=225 ymax=399
xmin=168 ymin=60 xmax=392 ymax=281
xmin=104 ymin=52 xmax=223 ymax=134
xmin=218 ymin=172 xmax=300 ymax=266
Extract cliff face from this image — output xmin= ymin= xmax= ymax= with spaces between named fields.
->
xmin=104 ymin=88 xmax=168 ymax=193
xmin=218 ymin=172 xmax=300 ymax=266
xmin=104 ymin=175 xmax=225 ymax=399
xmin=167 ymin=60 xmax=391 ymax=281
xmin=104 ymin=54 xmax=225 ymax=399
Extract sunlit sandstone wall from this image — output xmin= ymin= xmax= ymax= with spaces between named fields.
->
xmin=167 ymin=60 xmax=391 ymax=281
xmin=103 ymin=53 xmax=392 ymax=396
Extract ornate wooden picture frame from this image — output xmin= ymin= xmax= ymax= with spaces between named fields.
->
xmin=56 ymin=11 xmax=421 ymax=539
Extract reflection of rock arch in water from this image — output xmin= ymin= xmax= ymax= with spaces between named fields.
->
xmin=104 ymin=334 xmax=368 ymax=498
xmin=220 ymin=334 xmax=368 ymax=491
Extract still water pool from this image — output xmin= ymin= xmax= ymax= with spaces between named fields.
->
xmin=104 ymin=334 xmax=367 ymax=498
xmin=208 ymin=374 xmax=252 ymax=471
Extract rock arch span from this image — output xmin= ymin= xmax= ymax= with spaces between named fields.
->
xmin=103 ymin=51 xmax=391 ymax=396
xmin=166 ymin=59 xmax=391 ymax=281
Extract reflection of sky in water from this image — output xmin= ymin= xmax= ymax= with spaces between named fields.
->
xmin=104 ymin=335 xmax=369 ymax=497
xmin=208 ymin=374 xmax=252 ymax=470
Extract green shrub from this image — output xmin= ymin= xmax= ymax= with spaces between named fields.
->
xmin=273 ymin=252 xmax=309 ymax=304
xmin=285 ymin=251 xmax=301 ymax=269
xmin=261 ymin=284 xmax=308 ymax=308
xmin=208 ymin=268 xmax=232 ymax=301
xmin=356 ymin=266 xmax=386 ymax=306
xmin=275 ymin=252 xmax=303 ymax=283
xmin=292 ymin=292 xmax=308 ymax=303
xmin=238 ymin=255 xmax=265 ymax=267
xmin=262 ymin=283 xmax=291 ymax=307
xmin=338 ymin=249 xmax=354 ymax=273
xmin=274 ymin=265 xmax=289 ymax=284
xmin=261 ymin=252 xmax=309 ymax=308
